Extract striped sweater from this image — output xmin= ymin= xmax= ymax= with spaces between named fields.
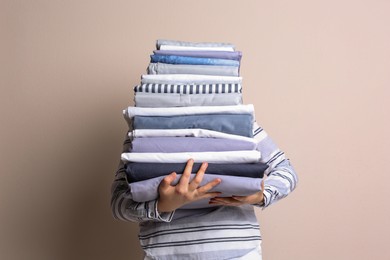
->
xmin=111 ymin=121 xmax=298 ymax=259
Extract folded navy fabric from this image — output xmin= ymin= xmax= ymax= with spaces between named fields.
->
xmin=153 ymin=50 xmax=242 ymax=61
xmin=133 ymin=114 xmax=253 ymax=137
xmin=130 ymin=137 xmax=257 ymax=153
xmin=124 ymin=162 xmax=268 ymax=182
xmin=151 ymin=54 xmax=240 ymax=67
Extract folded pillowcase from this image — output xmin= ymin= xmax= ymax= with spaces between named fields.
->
xmin=140 ymin=74 xmax=242 ymax=84
xmin=156 ymin=39 xmax=235 ymax=49
xmin=124 ymin=104 xmax=254 ymax=118
xmin=121 ymin=150 xmax=261 ymax=164
xmin=153 ymin=50 xmax=242 ymax=61
xmin=124 ymin=162 xmax=268 ymax=182
xmin=134 ymin=92 xmax=243 ymax=107
xmin=130 ymin=137 xmax=257 ymax=153
xmin=129 ymin=173 xmax=263 ymax=209
xmin=129 ymin=129 xmax=258 ymax=143
xmin=151 ymin=54 xmax=240 ymax=67
xmin=133 ymin=114 xmax=253 ymax=137
xmin=147 ymin=63 xmax=239 ymax=76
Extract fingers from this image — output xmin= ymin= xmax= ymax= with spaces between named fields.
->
xmin=209 ymin=197 xmax=242 ymax=206
xmin=159 ymin=172 xmax=177 ymax=190
xmin=197 ymin=177 xmax=221 ymax=194
xmin=188 ymin=162 xmax=208 ymax=190
xmin=179 ymin=159 xmax=194 ymax=186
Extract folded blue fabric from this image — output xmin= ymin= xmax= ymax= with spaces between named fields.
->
xmin=130 ymin=137 xmax=257 ymax=153
xmin=124 ymin=162 xmax=268 ymax=182
xmin=133 ymin=114 xmax=253 ymax=137
xmin=150 ymin=54 xmax=240 ymax=67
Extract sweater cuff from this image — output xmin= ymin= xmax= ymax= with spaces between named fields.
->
xmin=146 ymin=200 xmax=174 ymax=222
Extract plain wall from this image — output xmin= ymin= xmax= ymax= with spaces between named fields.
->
xmin=1 ymin=0 xmax=389 ymax=259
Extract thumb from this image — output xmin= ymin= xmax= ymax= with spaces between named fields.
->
xmin=261 ymin=175 xmax=267 ymax=191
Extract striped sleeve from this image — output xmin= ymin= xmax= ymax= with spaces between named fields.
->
xmin=252 ymin=121 xmax=298 ymax=208
xmin=110 ymin=133 xmax=175 ymax=223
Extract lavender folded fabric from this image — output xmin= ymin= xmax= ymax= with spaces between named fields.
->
xmin=133 ymin=114 xmax=253 ymax=137
xmin=124 ymin=162 xmax=268 ymax=182
xmin=130 ymin=137 xmax=257 ymax=153
xmin=153 ymin=50 xmax=242 ymax=61
xmin=129 ymin=173 xmax=263 ymax=209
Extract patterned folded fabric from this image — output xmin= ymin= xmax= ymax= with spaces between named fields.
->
xmin=147 ymin=63 xmax=239 ymax=76
xmin=130 ymin=174 xmax=263 ymax=209
xmin=153 ymin=50 xmax=242 ymax=61
xmin=140 ymin=74 xmax=242 ymax=84
xmin=124 ymin=104 xmax=253 ymax=118
xmin=121 ymin=150 xmax=261 ymax=163
xmin=125 ymin=162 xmax=268 ymax=182
xmin=151 ymin=55 xmax=240 ymax=67
xmin=156 ymin=39 xmax=235 ymax=49
xmin=129 ymin=129 xmax=258 ymax=143
xmin=133 ymin=114 xmax=253 ymax=137
xmin=134 ymin=92 xmax=242 ymax=107
xmin=130 ymin=137 xmax=257 ymax=153
xmin=134 ymin=83 xmax=242 ymax=94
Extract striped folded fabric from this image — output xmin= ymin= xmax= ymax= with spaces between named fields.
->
xmin=133 ymin=83 xmax=242 ymax=94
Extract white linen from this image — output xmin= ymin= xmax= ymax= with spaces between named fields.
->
xmin=123 ymin=104 xmax=254 ymax=119
xmin=159 ymin=45 xmax=235 ymax=52
xmin=121 ymin=150 xmax=261 ymax=163
xmin=140 ymin=74 xmax=242 ymax=84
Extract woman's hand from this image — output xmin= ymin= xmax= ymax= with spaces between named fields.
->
xmin=208 ymin=177 xmax=266 ymax=206
xmin=157 ymin=159 xmax=222 ymax=213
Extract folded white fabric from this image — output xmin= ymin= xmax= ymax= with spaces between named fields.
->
xmin=140 ymin=74 xmax=242 ymax=84
xmin=134 ymin=92 xmax=243 ymax=107
xmin=156 ymin=39 xmax=235 ymax=49
xmin=129 ymin=129 xmax=258 ymax=143
xmin=123 ymin=104 xmax=254 ymax=118
xmin=159 ymin=45 xmax=235 ymax=52
xmin=121 ymin=150 xmax=261 ymax=163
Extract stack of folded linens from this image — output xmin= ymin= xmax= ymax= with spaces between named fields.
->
xmin=121 ymin=39 xmax=268 ymax=209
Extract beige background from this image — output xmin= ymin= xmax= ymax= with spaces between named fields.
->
xmin=1 ymin=0 xmax=389 ymax=259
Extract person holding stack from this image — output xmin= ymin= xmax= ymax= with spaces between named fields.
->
xmin=111 ymin=39 xmax=298 ymax=260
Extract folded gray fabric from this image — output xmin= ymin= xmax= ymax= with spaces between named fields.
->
xmin=133 ymin=114 xmax=253 ymax=137
xmin=147 ymin=63 xmax=239 ymax=76
xmin=125 ymin=162 xmax=268 ymax=182
xmin=134 ymin=92 xmax=242 ymax=107
xmin=156 ymin=39 xmax=235 ymax=49
xmin=130 ymin=137 xmax=257 ymax=153
xmin=153 ymin=50 xmax=242 ymax=61
xmin=134 ymin=83 xmax=242 ymax=94
xmin=130 ymin=173 xmax=263 ymax=209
